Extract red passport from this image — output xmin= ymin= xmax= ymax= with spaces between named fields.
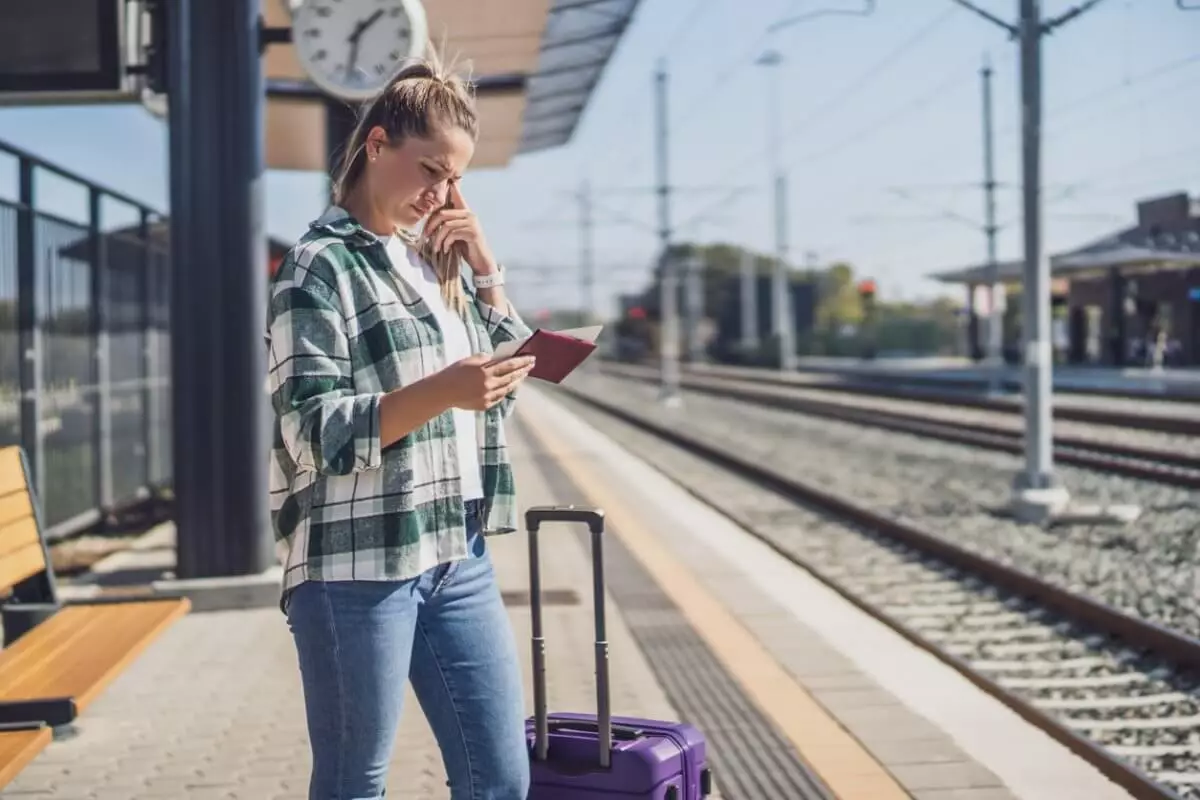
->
xmin=493 ymin=325 xmax=601 ymax=384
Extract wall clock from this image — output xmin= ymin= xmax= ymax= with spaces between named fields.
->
xmin=290 ymin=0 xmax=428 ymax=101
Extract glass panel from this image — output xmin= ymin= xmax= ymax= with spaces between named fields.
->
xmin=37 ymin=214 xmax=96 ymax=527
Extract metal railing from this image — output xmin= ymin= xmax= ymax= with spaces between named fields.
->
xmin=0 ymin=138 xmax=171 ymax=540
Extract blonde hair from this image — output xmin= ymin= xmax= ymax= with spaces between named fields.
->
xmin=331 ymin=49 xmax=479 ymax=314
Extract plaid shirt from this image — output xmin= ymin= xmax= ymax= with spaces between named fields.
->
xmin=266 ymin=207 xmax=532 ymax=604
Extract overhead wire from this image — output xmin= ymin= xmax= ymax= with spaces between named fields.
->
xmin=573 ymin=0 xmax=724 ymax=180
xmin=791 ymin=4 xmax=1198 ymax=282
xmin=521 ymin=0 xmax=722 ymax=230
xmin=846 ymin=43 xmax=1198 ymax=220
xmin=674 ymin=5 xmax=961 ymax=233
xmin=825 ymin=43 xmax=1198 ymax=252
xmin=1009 ymin=50 xmax=1200 ymax=137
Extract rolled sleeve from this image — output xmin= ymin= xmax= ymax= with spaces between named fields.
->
xmin=476 ymin=296 xmax=533 ymax=347
xmin=267 ymin=261 xmax=384 ymax=476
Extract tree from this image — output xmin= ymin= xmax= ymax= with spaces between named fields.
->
xmin=815 ymin=262 xmax=864 ymax=332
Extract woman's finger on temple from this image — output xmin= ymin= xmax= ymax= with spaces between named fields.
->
xmin=434 ymin=219 xmax=473 ymax=252
xmin=426 ymin=208 xmax=466 ymax=234
xmin=448 ymin=181 xmax=468 ymax=210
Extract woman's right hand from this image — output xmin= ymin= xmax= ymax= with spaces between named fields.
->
xmin=436 ymin=354 xmax=536 ymax=411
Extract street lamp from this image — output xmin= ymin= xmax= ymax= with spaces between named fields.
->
xmin=768 ymin=0 xmax=877 ymax=33
xmin=755 ymin=49 xmax=795 ymax=372
xmin=756 ymin=3 xmax=876 ymax=372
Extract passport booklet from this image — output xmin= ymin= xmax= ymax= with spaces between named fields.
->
xmin=491 ymin=325 xmax=602 ymax=384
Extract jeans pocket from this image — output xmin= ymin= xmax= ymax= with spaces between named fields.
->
xmin=431 ymin=532 xmax=489 ymax=595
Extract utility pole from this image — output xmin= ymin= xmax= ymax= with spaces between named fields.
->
xmin=1014 ymin=0 xmax=1054 ymax=513
xmin=740 ymin=249 xmax=758 ymax=351
xmin=954 ymin=0 xmax=1137 ymax=525
xmin=655 ymin=60 xmax=681 ymax=406
xmin=578 ymin=179 xmax=594 ymax=323
xmin=685 ymin=254 xmax=705 ymax=363
xmin=980 ymin=53 xmax=1004 ymax=386
xmin=805 ymin=249 xmax=819 ymax=347
xmin=756 ymin=49 xmax=796 ymax=372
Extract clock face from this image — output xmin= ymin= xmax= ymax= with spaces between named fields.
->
xmin=291 ymin=0 xmax=428 ymax=101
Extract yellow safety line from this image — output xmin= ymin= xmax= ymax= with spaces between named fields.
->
xmin=523 ymin=415 xmax=912 ymax=800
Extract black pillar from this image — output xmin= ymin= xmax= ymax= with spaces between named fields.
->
xmin=167 ymin=0 xmax=271 ymax=578
xmin=137 ymin=210 xmax=154 ymax=487
xmin=16 ymin=159 xmax=43 ymax=498
xmin=89 ymin=187 xmax=114 ymax=517
xmin=1190 ymin=267 xmax=1200 ymax=366
xmin=1108 ymin=268 xmax=1126 ymax=367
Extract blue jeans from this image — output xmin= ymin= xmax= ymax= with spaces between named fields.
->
xmin=287 ymin=517 xmax=530 ymax=800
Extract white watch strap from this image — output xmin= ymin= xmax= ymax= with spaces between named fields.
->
xmin=473 ymin=267 xmax=505 ymax=289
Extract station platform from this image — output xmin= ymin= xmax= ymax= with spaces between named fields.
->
xmin=2 ymin=387 xmax=1140 ymax=800
xmin=788 ymin=356 xmax=1200 ymax=398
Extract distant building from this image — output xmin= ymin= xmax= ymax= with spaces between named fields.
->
xmin=929 ymin=191 xmax=1200 ymax=367
xmin=710 ymin=275 xmax=817 ymax=360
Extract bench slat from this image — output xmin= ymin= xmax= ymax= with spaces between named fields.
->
xmin=0 ymin=727 xmax=51 ymax=790
xmin=0 ymin=600 xmax=190 ymax=715
xmin=0 ymin=491 xmax=34 ymax=530
xmin=0 ymin=446 xmax=40 ymax=595
xmin=0 ymin=449 xmax=26 ymax=498
xmin=0 ymin=543 xmax=46 ymax=594
xmin=0 ymin=518 xmax=40 ymax=561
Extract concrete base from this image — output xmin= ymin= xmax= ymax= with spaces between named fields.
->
xmin=152 ymin=566 xmax=284 ymax=613
xmin=1009 ymin=485 xmax=1071 ymax=525
xmin=659 ymin=392 xmax=683 ymax=409
xmin=1050 ymin=503 xmax=1142 ymax=526
xmin=1009 ymin=486 xmax=1141 ymax=526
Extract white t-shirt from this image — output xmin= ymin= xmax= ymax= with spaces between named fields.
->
xmin=384 ymin=236 xmax=483 ymax=501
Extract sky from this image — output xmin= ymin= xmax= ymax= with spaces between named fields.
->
xmin=1 ymin=0 xmax=1198 ymax=319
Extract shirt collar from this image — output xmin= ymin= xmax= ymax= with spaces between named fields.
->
xmin=309 ymin=205 xmax=407 ymax=248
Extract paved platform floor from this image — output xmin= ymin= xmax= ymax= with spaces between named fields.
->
xmin=3 ymin=424 xmax=682 ymax=799
xmin=3 ymin=385 xmax=1145 ymax=800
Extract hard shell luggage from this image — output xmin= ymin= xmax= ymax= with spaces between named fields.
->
xmin=523 ymin=505 xmax=712 ymax=799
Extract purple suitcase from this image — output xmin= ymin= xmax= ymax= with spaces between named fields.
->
xmin=523 ymin=505 xmax=712 ymax=799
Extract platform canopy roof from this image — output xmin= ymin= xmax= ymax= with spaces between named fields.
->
xmin=263 ymin=0 xmax=639 ymax=173
xmin=925 ymin=258 xmax=1025 ymax=286
xmin=1053 ymin=243 xmax=1200 ymax=271
xmin=929 ymin=226 xmax=1200 ymax=286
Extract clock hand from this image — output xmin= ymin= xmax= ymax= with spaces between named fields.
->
xmin=345 ymin=9 xmax=384 ymax=79
xmin=348 ymin=10 xmax=385 ymax=43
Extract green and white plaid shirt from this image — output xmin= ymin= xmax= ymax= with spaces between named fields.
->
xmin=266 ymin=207 xmax=532 ymax=605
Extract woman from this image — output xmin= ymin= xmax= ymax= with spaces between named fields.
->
xmin=266 ymin=53 xmax=536 ymax=800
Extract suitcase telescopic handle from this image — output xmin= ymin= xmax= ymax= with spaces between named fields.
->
xmin=526 ymin=505 xmax=611 ymax=769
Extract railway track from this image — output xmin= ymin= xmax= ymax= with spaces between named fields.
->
xmin=757 ymin=365 xmax=1200 ymax=406
xmin=549 ymin=381 xmax=1200 ymax=800
xmin=654 ymin=361 xmax=1200 ymax=437
xmin=601 ymin=364 xmax=1200 ymax=491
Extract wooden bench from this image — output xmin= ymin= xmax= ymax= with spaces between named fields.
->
xmin=0 ymin=446 xmax=190 ymax=788
xmin=0 ymin=722 xmax=51 ymax=788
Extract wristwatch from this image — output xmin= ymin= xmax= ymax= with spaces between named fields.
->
xmin=473 ymin=264 xmax=505 ymax=289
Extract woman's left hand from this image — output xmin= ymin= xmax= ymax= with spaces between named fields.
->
xmin=425 ymin=182 xmax=498 ymax=276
